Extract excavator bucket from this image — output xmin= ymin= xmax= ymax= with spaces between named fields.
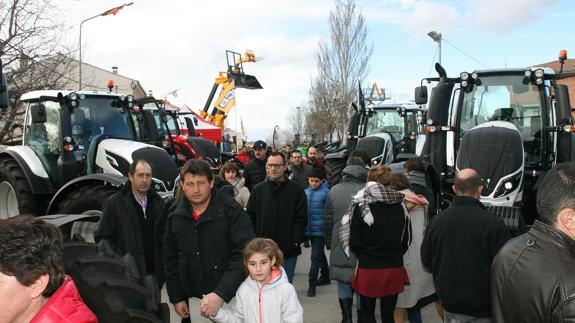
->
xmin=230 ymin=73 xmax=263 ymax=90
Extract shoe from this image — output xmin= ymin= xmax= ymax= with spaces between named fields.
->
xmin=306 ymin=285 xmax=316 ymax=297
xmin=338 ymin=298 xmax=353 ymax=323
xmin=317 ymin=275 xmax=331 ymax=286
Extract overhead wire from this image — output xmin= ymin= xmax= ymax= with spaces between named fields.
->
xmin=427 ymin=46 xmax=438 ymax=77
xmin=442 ymin=38 xmax=489 ymax=68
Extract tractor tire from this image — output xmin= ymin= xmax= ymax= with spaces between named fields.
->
xmin=58 ymin=184 xmax=117 ymax=215
xmin=0 ymin=158 xmax=37 ymax=218
xmin=325 ymin=158 xmax=346 ymax=187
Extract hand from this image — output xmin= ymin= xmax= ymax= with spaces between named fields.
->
xmin=200 ymin=292 xmax=224 ymax=317
xmin=174 ymin=301 xmax=190 ymax=319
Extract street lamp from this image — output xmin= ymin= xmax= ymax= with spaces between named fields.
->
xmin=427 ymin=30 xmax=442 ymax=65
xmin=79 ymin=2 xmax=134 ymax=90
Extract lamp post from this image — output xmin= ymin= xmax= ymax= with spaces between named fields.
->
xmin=427 ymin=30 xmax=442 ymax=65
xmin=79 ymin=2 xmax=134 ymax=90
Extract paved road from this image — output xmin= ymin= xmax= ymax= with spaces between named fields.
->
xmin=162 ymin=246 xmax=443 ymax=322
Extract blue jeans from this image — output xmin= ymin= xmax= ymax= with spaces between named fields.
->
xmin=337 ymin=282 xmax=361 ymax=310
xmin=444 ymin=310 xmax=492 ymax=323
xmin=283 ymin=256 xmax=297 ymax=283
xmin=308 ymin=236 xmax=329 ymax=283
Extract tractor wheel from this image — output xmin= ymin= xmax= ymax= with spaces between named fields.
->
xmin=325 ymin=158 xmax=346 ymax=187
xmin=0 ymin=158 xmax=37 ymax=218
xmin=58 ymin=184 xmax=117 ymax=215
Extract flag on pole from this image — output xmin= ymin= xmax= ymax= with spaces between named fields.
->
xmin=101 ymin=4 xmax=128 ymax=16
xmin=241 ymin=117 xmax=246 ymax=139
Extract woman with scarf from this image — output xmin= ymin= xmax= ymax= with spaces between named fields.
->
xmin=339 ymin=165 xmax=411 ymax=323
xmin=219 ymin=162 xmax=250 ymax=208
xmin=388 ymin=174 xmax=438 ymax=323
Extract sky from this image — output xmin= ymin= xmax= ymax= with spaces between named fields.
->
xmin=61 ymin=0 xmax=574 ymax=141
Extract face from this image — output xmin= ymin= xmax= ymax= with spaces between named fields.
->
xmin=266 ymin=155 xmax=286 ymax=181
xmin=181 ymin=173 xmax=214 ymax=206
xmin=307 ymin=147 xmax=317 ymax=161
xmin=0 ymin=272 xmax=39 ymax=323
xmin=224 ymin=169 xmax=237 ymax=182
xmin=128 ymin=161 xmax=152 ymax=196
xmin=254 ymin=147 xmax=266 ymax=160
xmin=290 ymin=152 xmax=303 ymax=166
xmin=308 ymin=177 xmax=322 ymax=190
xmin=246 ymin=252 xmax=275 ymax=284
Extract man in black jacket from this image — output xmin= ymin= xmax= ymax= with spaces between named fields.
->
xmin=491 ymin=163 xmax=575 ymax=322
xmin=164 ymin=159 xmax=254 ymax=322
xmin=243 ymin=140 xmax=268 ymax=191
xmin=246 ymin=151 xmax=308 ymax=283
xmin=421 ymin=168 xmax=510 ymax=322
xmin=96 ymin=159 xmax=167 ymax=286
xmin=288 ymin=149 xmax=313 ymax=190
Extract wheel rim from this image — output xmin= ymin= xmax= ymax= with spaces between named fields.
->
xmin=0 ymin=181 xmax=19 ymax=219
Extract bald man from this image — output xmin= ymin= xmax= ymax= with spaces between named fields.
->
xmin=421 ymin=169 xmax=510 ymax=322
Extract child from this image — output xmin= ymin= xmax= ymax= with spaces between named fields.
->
xmin=304 ymin=168 xmax=331 ymax=297
xmin=210 ymin=238 xmax=304 ymax=323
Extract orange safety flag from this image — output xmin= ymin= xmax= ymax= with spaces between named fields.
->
xmin=101 ymin=5 xmax=124 ymax=16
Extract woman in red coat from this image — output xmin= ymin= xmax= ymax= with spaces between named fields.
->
xmin=0 ymin=216 xmax=97 ymax=323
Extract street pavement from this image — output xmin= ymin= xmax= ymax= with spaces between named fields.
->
xmin=162 ymin=246 xmax=443 ymax=323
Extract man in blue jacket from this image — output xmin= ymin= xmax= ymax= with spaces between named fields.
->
xmin=305 ymin=168 xmax=331 ymax=297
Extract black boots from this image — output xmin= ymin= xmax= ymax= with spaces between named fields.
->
xmin=339 ymin=298 xmax=353 ymax=323
xmin=317 ymin=275 xmax=331 ymax=286
xmin=307 ymin=283 xmax=316 ymax=297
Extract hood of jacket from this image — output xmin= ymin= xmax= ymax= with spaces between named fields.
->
xmin=342 ymin=165 xmax=368 ymax=183
xmin=243 ymin=266 xmax=289 ymax=292
xmin=406 ymin=170 xmax=426 ymax=188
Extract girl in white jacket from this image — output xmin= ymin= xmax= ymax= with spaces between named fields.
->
xmin=210 ymin=238 xmax=304 ymax=323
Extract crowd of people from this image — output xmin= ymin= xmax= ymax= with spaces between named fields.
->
xmin=1 ymin=140 xmax=575 ymax=323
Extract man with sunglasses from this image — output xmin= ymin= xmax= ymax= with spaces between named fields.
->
xmin=246 ymin=151 xmax=308 ymax=283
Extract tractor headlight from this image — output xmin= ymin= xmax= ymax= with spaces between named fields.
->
xmin=69 ymin=92 xmax=78 ymax=101
xmin=494 ymin=171 xmax=522 ymax=198
xmin=524 ymin=70 xmax=532 ymax=78
xmin=534 ymin=69 xmax=544 ymax=78
xmin=461 ymin=80 xmax=468 ymax=87
xmin=460 ymin=72 xmax=469 ymax=81
xmin=426 ymin=119 xmax=434 ymax=126
xmin=471 ymin=72 xmax=478 ymax=79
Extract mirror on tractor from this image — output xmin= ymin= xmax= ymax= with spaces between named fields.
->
xmin=31 ymin=102 xmax=47 ymax=123
xmin=414 ymin=86 xmax=428 ymax=105
xmin=555 ymin=84 xmax=572 ymax=122
xmin=184 ymin=117 xmax=196 ymax=137
xmin=159 ymin=107 xmax=169 ymax=123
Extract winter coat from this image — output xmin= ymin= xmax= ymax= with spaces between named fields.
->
xmin=350 ymin=201 xmax=408 ymax=269
xmin=244 ymin=158 xmax=267 ymax=191
xmin=211 ymin=266 xmax=304 ymax=323
xmin=421 ymin=196 xmax=510 ymax=318
xmin=247 ymin=177 xmax=308 ymax=258
xmin=324 ymin=165 xmax=367 ymax=283
xmin=95 ymin=181 xmax=167 ymax=286
xmin=164 ymin=189 xmax=254 ymax=304
xmin=289 ymin=162 xmax=313 ymax=190
xmin=396 ymin=190 xmax=435 ymax=308
xmin=491 ymin=220 xmax=575 ymax=322
xmin=229 ymin=178 xmax=250 ymax=208
xmin=236 ymin=151 xmax=251 ymax=165
xmin=30 ymin=276 xmax=97 ymax=323
xmin=304 ymin=180 xmax=330 ymax=237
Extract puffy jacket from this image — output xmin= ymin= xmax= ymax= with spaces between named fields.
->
xmin=164 ymin=189 xmax=255 ymax=304
xmin=324 ymin=165 xmax=366 ymax=283
xmin=244 ymin=158 xmax=267 ymax=191
xmin=247 ymin=177 xmax=308 ymax=258
xmin=491 ymin=220 xmax=575 ymax=322
xmin=305 ymin=180 xmax=330 ymax=237
xmin=30 ymin=276 xmax=97 ymax=323
xmin=211 ymin=266 xmax=303 ymax=323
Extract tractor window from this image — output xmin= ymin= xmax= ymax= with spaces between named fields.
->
xmin=77 ymin=97 xmax=133 ymax=141
xmin=24 ymin=101 xmax=60 ymax=155
xmin=365 ymin=110 xmax=404 ymax=142
xmin=458 ymin=75 xmax=543 ymax=166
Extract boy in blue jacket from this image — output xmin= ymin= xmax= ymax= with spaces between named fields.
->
xmin=305 ymin=168 xmax=331 ymax=297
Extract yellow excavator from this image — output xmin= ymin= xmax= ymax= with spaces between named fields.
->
xmin=200 ymin=50 xmax=263 ymax=130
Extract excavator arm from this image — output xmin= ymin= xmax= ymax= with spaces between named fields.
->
xmin=200 ymin=50 xmax=262 ymax=134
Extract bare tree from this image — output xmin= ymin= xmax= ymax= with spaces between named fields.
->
xmin=310 ymin=0 xmax=372 ymax=142
xmin=287 ymin=105 xmax=306 ymax=137
xmin=0 ymin=0 xmax=73 ymax=144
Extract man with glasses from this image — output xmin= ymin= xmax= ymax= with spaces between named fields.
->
xmin=244 ymin=140 xmax=268 ymax=191
xmin=247 ymin=151 xmax=308 ymax=283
